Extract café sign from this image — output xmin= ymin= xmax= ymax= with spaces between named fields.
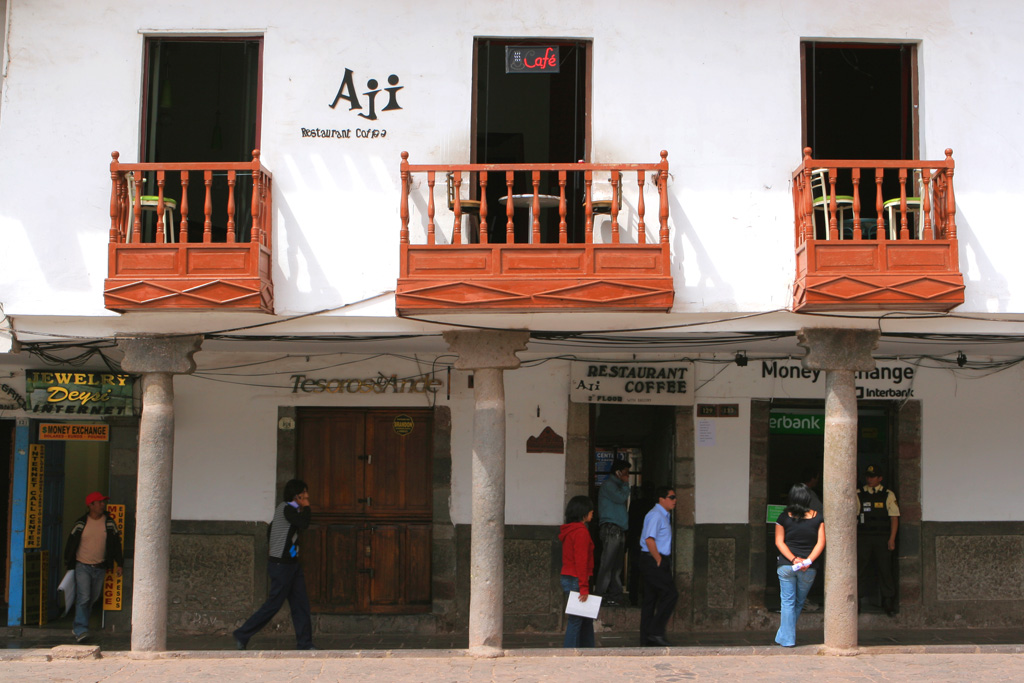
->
xmin=26 ymin=370 xmax=134 ymax=417
xmin=571 ymin=361 xmax=694 ymax=406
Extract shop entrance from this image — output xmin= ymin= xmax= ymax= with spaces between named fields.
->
xmin=589 ymin=404 xmax=675 ymax=606
xmin=765 ymin=403 xmax=897 ymax=611
xmin=297 ymin=408 xmax=433 ymax=614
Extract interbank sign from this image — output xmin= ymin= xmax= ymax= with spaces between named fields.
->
xmin=26 ymin=370 xmax=134 ymax=417
xmin=770 ymin=412 xmax=825 ymax=435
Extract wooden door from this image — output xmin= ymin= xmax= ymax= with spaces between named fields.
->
xmin=298 ymin=408 xmax=432 ymax=614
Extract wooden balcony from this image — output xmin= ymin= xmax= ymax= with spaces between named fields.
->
xmin=396 ymin=153 xmax=674 ymax=314
xmin=792 ymin=148 xmax=964 ymax=312
xmin=104 ymin=151 xmax=273 ymax=313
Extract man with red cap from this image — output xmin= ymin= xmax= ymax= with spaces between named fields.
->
xmin=64 ymin=491 xmax=124 ymax=642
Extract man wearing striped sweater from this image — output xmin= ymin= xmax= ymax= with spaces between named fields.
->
xmin=233 ymin=479 xmax=315 ymax=650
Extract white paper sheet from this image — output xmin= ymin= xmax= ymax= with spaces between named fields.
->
xmin=564 ymin=590 xmax=602 ymax=619
xmin=58 ymin=569 xmax=75 ymax=616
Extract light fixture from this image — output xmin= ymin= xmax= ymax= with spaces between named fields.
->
xmin=956 ymin=351 xmax=967 ymax=368
xmin=735 ymin=352 xmax=748 ymax=367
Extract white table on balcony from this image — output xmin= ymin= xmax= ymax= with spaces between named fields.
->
xmin=498 ymin=193 xmax=560 ymax=243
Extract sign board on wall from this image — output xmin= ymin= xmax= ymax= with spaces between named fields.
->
xmin=506 ymin=46 xmax=560 ymax=73
xmin=103 ymin=504 xmax=126 ymax=611
xmin=39 ymin=423 xmax=109 ymax=441
xmin=570 ymin=361 xmax=694 ymax=405
xmin=26 ymin=370 xmax=134 ymax=417
xmin=25 ymin=444 xmax=44 ymax=549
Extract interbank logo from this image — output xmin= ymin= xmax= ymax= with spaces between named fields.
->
xmin=769 ymin=413 xmax=824 ymax=435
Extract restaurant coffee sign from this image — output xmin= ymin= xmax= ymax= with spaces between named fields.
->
xmin=505 ymin=46 xmax=560 ymax=73
xmin=26 ymin=370 xmax=134 ymax=417
xmin=570 ymin=361 xmax=694 ymax=406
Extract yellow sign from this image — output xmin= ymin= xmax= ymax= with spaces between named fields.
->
xmin=103 ymin=504 xmax=126 ymax=611
xmin=393 ymin=414 xmax=414 ymax=435
xmin=39 ymin=423 xmax=110 ymax=441
xmin=25 ymin=445 xmax=44 ymax=549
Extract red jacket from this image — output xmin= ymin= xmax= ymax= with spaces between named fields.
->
xmin=558 ymin=522 xmax=594 ymax=596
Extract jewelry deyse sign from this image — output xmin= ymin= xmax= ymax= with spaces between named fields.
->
xmin=570 ymin=361 xmax=694 ymax=405
xmin=25 ymin=370 xmax=134 ymax=416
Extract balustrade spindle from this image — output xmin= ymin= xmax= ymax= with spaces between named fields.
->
xmin=426 ymin=171 xmax=436 ymax=246
xmin=610 ymin=170 xmax=620 ymax=244
xmin=897 ymin=168 xmax=909 ymax=240
xmin=251 ymin=150 xmax=263 ymax=246
xmin=505 ymin=171 xmax=515 ymax=243
xmin=180 ymin=173 xmax=190 ymax=243
xmin=637 ymin=171 xmax=647 ymax=244
xmin=852 ymin=168 xmax=861 ymax=240
xmin=584 ymin=171 xmax=594 ymax=244
xmin=944 ymin=149 xmax=956 ymax=240
xmin=921 ymin=172 xmax=932 ymax=240
xmin=226 ymin=171 xmax=237 ymax=243
xmin=203 ymin=171 xmax=213 ymax=243
xmin=558 ymin=172 xmax=567 ymax=244
xmin=155 ymin=171 xmax=167 ymax=244
xmin=109 ymin=153 xmax=121 ymax=243
xmin=531 ymin=172 xmax=541 ymax=244
xmin=658 ymin=158 xmax=669 ymax=244
xmin=132 ymin=173 xmax=144 ymax=244
xmin=400 ymin=151 xmax=410 ymax=245
xmin=827 ymin=167 xmax=839 ymax=240
xmin=802 ymin=149 xmax=814 ymax=242
xmin=453 ymin=171 xmax=463 ymax=246
xmin=479 ymin=172 xmax=489 ymax=245
xmin=875 ymin=168 xmax=885 ymax=240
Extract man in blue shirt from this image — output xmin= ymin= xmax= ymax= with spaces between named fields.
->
xmin=595 ymin=459 xmax=631 ymax=605
xmin=638 ymin=486 xmax=678 ymax=646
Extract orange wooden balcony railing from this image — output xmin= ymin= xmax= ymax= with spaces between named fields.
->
xmin=792 ymin=147 xmax=964 ymax=312
xmin=396 ymin=152 xmax=674 ymax=313
xmin=104 ymin=151 xmax=274 ymax=313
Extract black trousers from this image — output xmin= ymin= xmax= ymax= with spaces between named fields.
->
xmin=858 ymin=534 xmax=896 ymax=601
xmin=639 ymin=552 xmax=678 ymax=640
xmin=234 ymin=561 xmax=313 ymax=648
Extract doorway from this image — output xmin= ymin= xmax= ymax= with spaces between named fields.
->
xmin=589 ymin=404 xmax=675 ymax=606
xmin=297 ymin=408 xmax=433 ymax=614
xmin=2 ymin=419 xmax=12 ymax=622
xmin=141 ymin=38 xmax=262 ymax=242
xmin=802 ymin=42 xmax=917 ymax=235
xmin=764 ymin=403 xmax=897 ymax=610
xmin=473 ymin=38 xmax=589 ymax=243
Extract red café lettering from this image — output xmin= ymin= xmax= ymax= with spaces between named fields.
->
xmin=524 ymin=47 xmax=557 ymax=69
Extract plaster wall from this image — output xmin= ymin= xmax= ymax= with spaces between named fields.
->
xmin=0 ymin=1 xmax=1022 ymax=317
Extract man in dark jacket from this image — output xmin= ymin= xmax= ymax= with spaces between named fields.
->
xmin=64 ymin=491 xmax=124 ymax=642
xmin=233 ymin=479 xmax=315 ymax=650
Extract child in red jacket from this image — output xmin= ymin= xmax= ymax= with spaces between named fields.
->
xmin=559 ymin=495 xmax=596 ymax=648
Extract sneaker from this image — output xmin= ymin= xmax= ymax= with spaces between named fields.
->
xmin=75 ymin=631 xmax=89 ymax=643
xmin=232 ymin=630 xmax=247 ymax=650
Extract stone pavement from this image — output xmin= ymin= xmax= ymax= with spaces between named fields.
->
xmin=2 ymin=649 xmax=1024 ymax=683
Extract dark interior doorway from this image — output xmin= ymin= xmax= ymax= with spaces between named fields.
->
xmin=765 ymin=403 xmax=897 ymax=611
xmin=142 ymin=39 xmax=262 ymax=242
xmin=803 ymin=43 xmax=917 ymax=235
xmin=473 ymin=39 xmax=588 ymax=243
xmin=589 ymin=404 xmax=675 ymax=606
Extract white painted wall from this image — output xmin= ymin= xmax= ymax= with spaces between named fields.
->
xmin=2 ymin=0 xmax=1024 ymax=318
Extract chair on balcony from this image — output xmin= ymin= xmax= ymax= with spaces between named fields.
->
xmin=445 ymin=171 xmax=480 ymax=242
xmin=810 ymin=168 xmax=854 ymax=239
xmin=125 ymin=172 xmax=177 ymax=243
xmin=883 ymin=170 xmax=923 ymax=240
xmin=590 ymin=171 xmax=623 ymax=216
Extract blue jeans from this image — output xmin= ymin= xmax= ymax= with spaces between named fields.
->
xmin=560 ymin=575 xmax=595 ymax=648
xmin=73 ymin=563 xmax=106 ymax=637
xmin=776 ymin=564 xmax=817 ymax=647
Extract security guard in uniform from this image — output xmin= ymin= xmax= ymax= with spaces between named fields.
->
xmin=856 ymin=464 xmax=900 ymax=616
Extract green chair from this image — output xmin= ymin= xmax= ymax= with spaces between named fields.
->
xmin=811 ymin=168 xmax=854 ymax=238
xmin=126 ymin=172 xmax=178 ymax=243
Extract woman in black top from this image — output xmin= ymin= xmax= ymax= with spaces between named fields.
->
xmin=774 ymin=483 xmax=825 ymax=647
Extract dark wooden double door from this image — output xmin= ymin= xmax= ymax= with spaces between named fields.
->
xmin=297 ymin=408 xmax=432 ymax=614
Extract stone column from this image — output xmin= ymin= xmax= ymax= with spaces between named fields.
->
xmin=443 ymin=330 xmax=529 ymax=657
xmin=119 ymin=335 xmax=203 ymax=652
xmin=797 ymin=328 xmax=877 ymax=654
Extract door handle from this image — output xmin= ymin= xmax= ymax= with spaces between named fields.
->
xmin=357 ymin=497 xmax=372 ymax=507
xmin=357 ymin=454 xmax=373 ymax=464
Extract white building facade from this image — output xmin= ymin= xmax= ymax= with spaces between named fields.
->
xmin=1 ymin=0 xmax=1023 ymax=650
